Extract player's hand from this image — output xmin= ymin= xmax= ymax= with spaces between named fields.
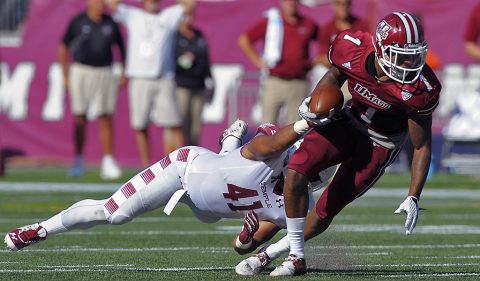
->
xmin=394 ymin=196 xmax=419 ymax=235
xmin=298 ymin=96 xmax=332 ymax=127
xmin=238 ymin=210 xmax=259 ymax=244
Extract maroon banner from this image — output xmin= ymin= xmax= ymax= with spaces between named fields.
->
xmin=0 ymin=0 xmax=478 ymax=167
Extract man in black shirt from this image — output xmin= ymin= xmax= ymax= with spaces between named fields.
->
xmin=175 ymin=10 xmax=213 ymax=146
xmin=59 ymin=0 xmax=126 ymax=180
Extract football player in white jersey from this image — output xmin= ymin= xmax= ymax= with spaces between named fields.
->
xmin=4 ymin=119 xmax=336 ymax=255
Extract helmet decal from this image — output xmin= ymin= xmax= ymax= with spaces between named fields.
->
xmin=376 ymin=20 xmax=392 ymax=40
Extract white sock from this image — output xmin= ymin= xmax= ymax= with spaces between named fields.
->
xmin=265 ymin=236 xmax=290 ymax=259
xmin=40 ymin=199 xmax=108 ymax=236
xmin=103 ymin=154 xmax=114 ymax=162
xmin=39 ymin=211 xmax=68 ymax=236
xmin=219 ymin=137 xmax=241 ymax=155
xmin=286 ymin=217 xmax=306 ymax=259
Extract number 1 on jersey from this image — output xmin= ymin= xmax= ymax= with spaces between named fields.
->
xmin=223 ymin=184 xmax=263 ymax=211
xmin=343 ymin=34 xmax=361 ymax=46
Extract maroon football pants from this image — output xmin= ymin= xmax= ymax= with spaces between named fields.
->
xmin=288 ymin=120 xmax=401 ymax=219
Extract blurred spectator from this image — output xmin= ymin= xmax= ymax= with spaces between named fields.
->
xmin=317 ymin=0 xmax=371 ymax=68
xmin=106 ymin=0 xmax=195 ymax=167
xmin=59 ymin=0 xmax=125 ymax=180
xmin=464 ymin=3 xmax=480 ymax=60
xmin=414 ymin=13 xmax=441 ymax=71
xmin=0 ymin=0 xmax=29 ymax=32
xmin=175 ymin=10 xmax=213 ymax=146
xmin=238 ymin=0 xmax=320 ymax=125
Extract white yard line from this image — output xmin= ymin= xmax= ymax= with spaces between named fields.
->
xmin=3 ymin=243 xmax=480 ymax=253
xmin=352 ymin=262 xmax=480 ymax=267
xmin=0 ymin=246 xmax=231 ymax=253
xmin=0 ymin=182 xmax=118 ymax=192
xmin=413 ymin=255 xmax=480 ymax=259
xmin=0 ymin=266 xmax=235 ymax=273
xmin=382 ymin=273 xmax=480 ymax=278
xmin=1 ymin=182 xmax=480 ymax=199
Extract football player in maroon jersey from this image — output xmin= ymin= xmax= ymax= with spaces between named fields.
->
xmin=235 ymin=12 xmax=441 ymax=276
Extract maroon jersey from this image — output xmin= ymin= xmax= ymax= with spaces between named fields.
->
xmin=319 ymin=16 xmax=370 ymax=55
xmin=246 ymin=15 xmax=319 ymax=79
xmin=328 ymin=30 xmax=441 ymax=148
xmin=464 ymin=4 xmax=480 ymax=43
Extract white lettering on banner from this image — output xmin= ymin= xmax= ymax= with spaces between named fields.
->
xmin=0 ymin=62 xmax=35 ymax=120
xmin=42 ymin=63 xmax=65 ymax=121
xmin=202 ymin=64 xmax=244 ymax=123
xmin=0 ymin=62 xmax=241 ymax=123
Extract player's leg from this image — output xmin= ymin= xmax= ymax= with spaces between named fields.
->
xmin=99 ymin=114 xmax=122 ymax=180
xmin=70 ymin=114 xmax=87 ymax=177
xmin=154 ymin=76 xmax=185 ymax=155
xmin=97 ymin=67 xmax=121 ymax=179
xmin=163 ymin=127 xmax=185 ymax=155
xmin=4 ymin=198 xmax=108 ymax=251
xmin=129 ymin=78 xmax=155 ymax=166
xmin=68 ymin=64 xmax=88 ymax=177
xmin=273 ymin=122 xmax=352 ymax=276
xmin=284 ymin=79 xmax=307 ymax=125
xmin=261 ymin=77 xmax=283 ymax=124
xmin=175 ymin=86 xmax=193 ymax=144
xmin=189 ymin=89 xmax=205 ymax=146
xmin=269 ymin=132 xmax=401 ymax=275
xmin=4 ymin=151 xmax=184 ymax=251
xmin=105 ymin=150 xmax=184 ymax=225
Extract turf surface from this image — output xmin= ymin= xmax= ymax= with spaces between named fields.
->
xmin=1 ymin=172 xmax=480 ymax=280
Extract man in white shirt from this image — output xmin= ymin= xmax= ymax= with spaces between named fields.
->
xmin=106 ymin=0 xmax=195 ymax=167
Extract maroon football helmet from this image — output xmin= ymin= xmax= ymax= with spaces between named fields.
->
xmin=373 ymin=12 xmax=428 ymax=84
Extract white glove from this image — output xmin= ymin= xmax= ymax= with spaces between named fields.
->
xmin=298 ymin=96 xmax=333 ymax=127
xmin=394 ymin=196 xmax=419 ymax=235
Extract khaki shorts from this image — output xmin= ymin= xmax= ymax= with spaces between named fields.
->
xmin=128 ymin=77 xmax=182 ymax=129
xmin=69 ymin=63 xmax=119 ymax=117
xmin=262 ymin=76 xmax=308 ymax=125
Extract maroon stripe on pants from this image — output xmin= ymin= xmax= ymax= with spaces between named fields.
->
xmin=121 ymin=182 xmax=136 ymax=198
xmin=177 ymin=149 xmax=190 ymax=162
xmin=104 ymin=198 xmax=119 ymax=214
xmin=141 ymin=169 xmax=155 ymax=184
xmin=159 ymin=156 xmax=171 ymax=169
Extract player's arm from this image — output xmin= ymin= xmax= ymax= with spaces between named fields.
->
xmin=314 ymin=65 xmax=347 ymax=90
xmin=242 ymin=120 xmax=310 ymax=162
xmin=407 ymin=113 xmax=432 ymax=199
xmin=233 ymin=220 xmax=281 ymax=255
xmin=394 ymin=113 xmax=432 ymax=235
xmin=238 ymin=34 xmax=266 ymax=69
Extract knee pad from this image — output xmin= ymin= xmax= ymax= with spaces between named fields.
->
xmin=107 ymin=211 xmax=133 ymax=225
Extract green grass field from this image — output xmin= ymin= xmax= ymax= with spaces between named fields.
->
xmin=1 ymin=170 xmax=480 ymax=280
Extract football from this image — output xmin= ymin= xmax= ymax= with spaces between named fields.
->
xmin=308 ymin=84 xmax=344 ymax=118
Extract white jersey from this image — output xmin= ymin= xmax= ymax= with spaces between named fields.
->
xmin=114 ymin=4 xmax=183 ymax=78
xmin=185 ymin=146 xmax=313 ymax=228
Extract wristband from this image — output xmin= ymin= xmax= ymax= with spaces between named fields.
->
xmin=293 ymin=119 xmax=309 ymax=135
xmin=235 ymin=236 xmax=252 ymax=249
